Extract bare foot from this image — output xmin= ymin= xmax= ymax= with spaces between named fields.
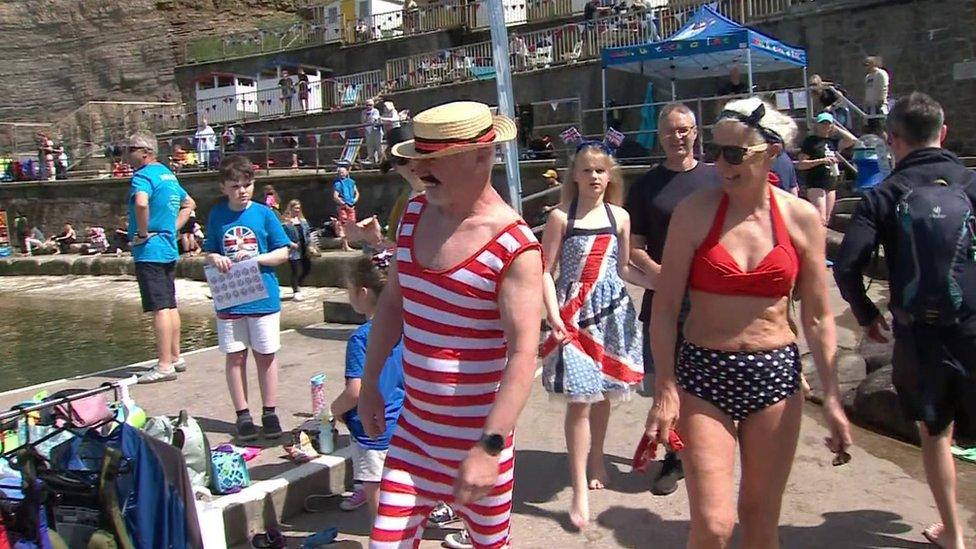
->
xmin=923 ymin=522 xmax=966 ymax=548
xmin=587 ymin=455 xmax=608 ymax=490
xmin=569 ymin=490 xmax=589 ymax=530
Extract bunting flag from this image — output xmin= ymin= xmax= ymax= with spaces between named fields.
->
xmin=559 ymin=126 xmax=582 ymax=144
xmin=604 ymin=127 xmax=625 ymax=147
xmin=550 ymin=102 xmax=559 ymax=111
xmin=339 ymin=130 xmax=346 ymax=139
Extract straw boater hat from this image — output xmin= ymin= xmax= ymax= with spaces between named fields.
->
xmin=391 ymin=101 xmax=517 ymax=159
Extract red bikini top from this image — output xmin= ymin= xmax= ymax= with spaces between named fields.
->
xmin=689 ymin=187 xmax=799 ymax=298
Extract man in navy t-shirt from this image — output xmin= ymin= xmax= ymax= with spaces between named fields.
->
xmin=771 ymin=149 xmax=799 ymax=195
xmin=127 ymin=131 xmax=196 ymax=384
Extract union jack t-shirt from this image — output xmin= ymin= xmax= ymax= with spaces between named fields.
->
xmin=203 ymin=201 xmax=292 ymax=315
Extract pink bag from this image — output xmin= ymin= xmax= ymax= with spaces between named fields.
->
xmin=51 ymin=390 xmax=113 ymax=428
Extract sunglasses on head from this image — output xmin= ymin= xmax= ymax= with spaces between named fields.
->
xmin=575 ymin=140 xmax=613 ymax=155
xmin=703 ymin=142 xmax=769 ymax=165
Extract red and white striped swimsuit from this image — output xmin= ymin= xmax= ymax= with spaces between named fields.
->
xmin=370 ymin=196 xmax=541 ymax=549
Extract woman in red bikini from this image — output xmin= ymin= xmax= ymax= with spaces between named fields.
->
xmin=645 ymin=97 xmax=853 ymax=548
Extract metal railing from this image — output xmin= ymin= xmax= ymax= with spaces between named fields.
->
xmin=325 ymin=70 xmax=389 ymax=110
xmin=156 ymin=120 xmax=414 ymax=176
xmin=182 ymin=18 xmax=345 ymax=64
xmin=181 ymin=0 xmax=809 ymax=65
xmin=348 ymin=0 xmax=477 ymax=45
xmin=386 ymin=42 xmax=496 ymax=92
xmin=577 ymin=86 xmax=812 ymax=164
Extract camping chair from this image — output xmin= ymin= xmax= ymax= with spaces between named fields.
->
xmin=340 ymin=84 xmax=361 ymax=107
xmin=562 ymin=40 xmax=584 ymax=63
xmin=335 ymin=137 xmax=364 ymax=167
xmin=529 ymin=45 xmax=553 ymax=69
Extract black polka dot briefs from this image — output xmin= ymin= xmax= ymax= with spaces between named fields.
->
xmin=675 ymin=341 xmax=801 ymax=421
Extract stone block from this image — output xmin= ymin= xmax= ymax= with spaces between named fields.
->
xmin=323 ymin=299 xmax=367 ymax=325
xmin=852 ymin=365 xmax=919 ymax=444
xmin=35 ymin=258 xmax=72 ymax=276
xmin=68 ymin=258 xmax=94 ymax=276
xmin=859 ymin=337 xmax=893 ymax=374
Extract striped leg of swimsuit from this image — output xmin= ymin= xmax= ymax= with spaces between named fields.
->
xmin=370 ymin=196 xmax=540 ymax=549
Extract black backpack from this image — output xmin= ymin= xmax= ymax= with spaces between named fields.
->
xmin=894 ymin=176 xmax=976 ymax=325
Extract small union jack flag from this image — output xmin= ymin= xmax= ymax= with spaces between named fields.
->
xmin=604 ymin=128 xmax=626 ymax=148
xmin=559 ymin=126 xmax=582 ymax=144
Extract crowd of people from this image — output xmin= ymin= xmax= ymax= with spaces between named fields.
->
xmin=117 ymin=87 xmax=972 ymax=549
xmin=12 ymin=53 xmax=969 ymax=547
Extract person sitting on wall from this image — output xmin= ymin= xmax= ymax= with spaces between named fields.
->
xmin=113 ymin=159 xmax=133 ymax=178
xmin=50 ymin=222 xmax=76 ymax=255
xmin=24 ymin=225 xmax=50 ymax=256
xmin=528 ymin=134 xmax=556 ymax=160
xmin=169 ymin=144 xmax=188 ymax=173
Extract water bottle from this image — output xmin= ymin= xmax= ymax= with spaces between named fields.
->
xmin=317 ymin=413 xmax=336 ymax=455
xmin=310 ymin=374 xmax=326 ymax=418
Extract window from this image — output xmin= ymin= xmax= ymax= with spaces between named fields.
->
xmin=198 ymin=78 xmax=216 ymax=90
xmin=328 ymin=7 xmax=338 ymax=22
xmin=358 ymin=1 xmax=369 ymax=17
xmin=238 ymin=78 xmax=256 ymax=87
xmin=216 ymin=76 xmax=234 ymax=88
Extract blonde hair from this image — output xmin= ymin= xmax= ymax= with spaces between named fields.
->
xmin=717 ymin=97 xmax=798 ymax=148
xmin=285 ymin=199 xmax=305 ymax=220
xmin=562 ymin=146 xmax=624 ymax=206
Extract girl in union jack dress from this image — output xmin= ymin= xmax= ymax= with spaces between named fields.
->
xmin=538 ymin=142 xmax=653 ymax=529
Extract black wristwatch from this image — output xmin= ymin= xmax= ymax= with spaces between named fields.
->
xmin=478 ymin=433 xmax=505 ymax=457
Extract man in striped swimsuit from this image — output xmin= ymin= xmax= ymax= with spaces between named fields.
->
xmin=357 ymin=101 xmax=543 ymax=549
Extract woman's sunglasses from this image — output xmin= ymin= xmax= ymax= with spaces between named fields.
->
xmin=703 ymin=143 xmax=769 ymax=165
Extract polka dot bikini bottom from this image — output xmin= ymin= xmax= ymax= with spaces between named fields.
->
xmin=675 ymin=341 xmax=801 ymax=421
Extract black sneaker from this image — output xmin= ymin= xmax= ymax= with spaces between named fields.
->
xmin=651 ymin=451 xmax=684 ymax=496
xmin=425 ymin=503 xmax=460 ymax=528
xmin=262 ymin=412 xmax=284 ymax=439
xmin=236 ymin=415 xmax=259 ymax=442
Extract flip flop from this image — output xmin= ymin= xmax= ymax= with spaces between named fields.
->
xmin=922 ymin=522 xmax=944 ymax=547
xmin=251 ymin=527 xmax=286 ymax=549
xmin=303 ymin=526 xmax=338 ymax=548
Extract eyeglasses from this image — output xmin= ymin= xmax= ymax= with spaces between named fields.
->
xmin=127 ymin=146 xmax=146 ymax=153
xmin=575 ymin=140 xmax=613 ymax=155
xmin=703 ymin=142 xmax=769 ymax=165
xmin=663 ymin=126 xmax=696 ymax=138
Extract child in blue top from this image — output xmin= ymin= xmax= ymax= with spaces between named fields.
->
xmin=332 ymin=166 xmax=359 ymax=252
xmin=330 ymin=250 xmax=404 ymax=520
xmin=204 ymin=155 xmax=293 ymax=442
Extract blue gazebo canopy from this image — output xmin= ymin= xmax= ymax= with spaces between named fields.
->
xmin=601 ymin=5 xmax=806 ymax=80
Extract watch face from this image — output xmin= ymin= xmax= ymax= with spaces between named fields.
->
xmin=483 ymin=433 xmax=505 ymax=455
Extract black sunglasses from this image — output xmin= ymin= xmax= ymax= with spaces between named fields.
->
xmin=127 ymin=146 xmax=146 ymax=153
xmin=703 ymin=142 xmax=769 ymax=165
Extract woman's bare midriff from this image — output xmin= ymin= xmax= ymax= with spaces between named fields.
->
xmin=682 ymin=290 xmax=795 ymax=351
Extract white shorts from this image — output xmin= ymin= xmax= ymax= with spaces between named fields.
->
xmin=216 ymin=312 xmax=281 ymax=355
xmin=351 ymin=443 xmax=388 ymax=483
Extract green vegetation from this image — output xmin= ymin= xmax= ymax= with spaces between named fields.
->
xmin=184 ymin=15 xmax=312 ymax=64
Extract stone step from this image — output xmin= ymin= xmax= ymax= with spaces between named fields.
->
xmin=0 ymin=252 xmax=365 ymax=288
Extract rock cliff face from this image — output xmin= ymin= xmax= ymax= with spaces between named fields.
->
xmin=0 ymin=0 xmax=300 ymax=123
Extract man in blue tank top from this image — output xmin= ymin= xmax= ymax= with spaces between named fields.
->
xmin=126 ymin=131 xmax=196 ymax=384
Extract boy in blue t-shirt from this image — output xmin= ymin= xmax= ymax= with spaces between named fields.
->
xmin=330 ymin=252 xmax=404 ymax=520
xmin=332 ymin=166 xmax=359 ymax=252
xmin=204 ymin=155 xmax=293 ymax=441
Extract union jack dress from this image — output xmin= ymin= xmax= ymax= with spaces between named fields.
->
xmin=540 ymin=201 xmax=643 ymax=402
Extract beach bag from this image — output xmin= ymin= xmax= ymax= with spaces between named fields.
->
xmin=144 ymin=410 xmax=214 ymax=490
xmin=894 ymin=176 xmax=976 ymax=325
xmin=210 ymin=444 xmax=250 ymax=494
